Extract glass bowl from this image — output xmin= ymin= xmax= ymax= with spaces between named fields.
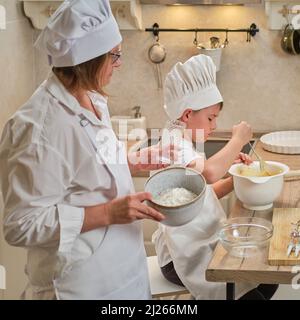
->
xmin=219 ymin=217 xmax=273 ymax=258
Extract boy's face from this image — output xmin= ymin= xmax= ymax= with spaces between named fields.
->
xmin=180 ymin=104 xmax=221 ymax=142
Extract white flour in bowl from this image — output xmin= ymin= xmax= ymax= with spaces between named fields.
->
xmin=154 ymin=188 xmax=197 ymax=206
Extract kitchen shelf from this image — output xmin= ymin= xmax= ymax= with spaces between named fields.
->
xmin=19 ymin=0 xmax=142 ymax=30
xmin=111 ymin=0 xmax=142 ymax=30
xmin=145 ymin=23 xmax=259 ymax=42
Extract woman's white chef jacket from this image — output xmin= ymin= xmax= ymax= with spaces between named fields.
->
xmin=152 ymin=141 xmax=256 ymax=300
xmin=0 ymin=73 xmax=151 ymax=300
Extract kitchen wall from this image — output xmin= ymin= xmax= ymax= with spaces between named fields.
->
xmin=107 ymin=4 xmax=300 ymax=131
xmin=0 ymin=0 xmax=32 ymax=300
xmin=0 ymin=0 xmax=34 ymax=131
xmin=1 ymin=3 xmax=299 ymax=132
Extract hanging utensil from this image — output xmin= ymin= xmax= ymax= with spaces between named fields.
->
xmin=193 ymin=30 xmax=198 ymax=46
xmin=194 ymin=30 xmax=205 ymax=49
xmin=281 ymin=23 xmax=300 ymax=55
xmin=223 ymin=30 xmax=229 ymax=47
xmin=246 ymin=31 xmax=251 ymax=42
xmin=210 ymin=36 xmax=220 ymax=49
xmin=148 ymin=35 xmax=166 ymax=89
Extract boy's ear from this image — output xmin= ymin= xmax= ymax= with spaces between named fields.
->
xmin=181 ymin=109 xmax=193 ymax=122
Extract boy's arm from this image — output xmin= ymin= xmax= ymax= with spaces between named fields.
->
xmin=202 ymin=122 xmax=253 ymax=184
xmin=187 ymin=158 xmax=233 ymax=199
xmin=212 ymin=177 xmax=233 ymax=199
xmin=202 ymin=137 xmax=244 ymax=183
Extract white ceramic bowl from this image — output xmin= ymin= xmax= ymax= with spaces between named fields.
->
xmin=144 ymin=166 xmax=206 ymax=227
xmin=260 ymin=131 xmax=300 ymax=154
xmin=229 ymin=161 xmax=289 ymax=210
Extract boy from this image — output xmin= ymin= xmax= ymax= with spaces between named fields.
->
xmin=153 ymin=54 xmax=278 ymax=300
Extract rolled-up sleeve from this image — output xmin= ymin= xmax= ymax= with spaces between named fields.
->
xmin=1 ymin=142 xmax=84 ymax=253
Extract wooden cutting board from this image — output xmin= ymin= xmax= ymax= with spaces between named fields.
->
xmin=268 ymin=208 xmax=300 ymax=266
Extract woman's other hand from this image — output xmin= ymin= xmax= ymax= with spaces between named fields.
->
xmin=234 ymin=152 xmax=253 ymax=165
xmin=128 ymin=143 xmax=179 ymax=173
xmin=82 ymin=192 xmax=165 ymax=232
xmin=105 ymin=192 xmax=165 ymax=224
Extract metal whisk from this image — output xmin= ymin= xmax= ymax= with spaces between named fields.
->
xmin=248 ymin=142 xmax=267 ymax=172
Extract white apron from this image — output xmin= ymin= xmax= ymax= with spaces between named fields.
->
xmin=53 ymin=115 xmax=151 ymax=300
xmin=155 ymin=185 xmax=255 ymax=300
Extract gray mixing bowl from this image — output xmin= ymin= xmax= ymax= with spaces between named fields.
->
xmin=144 ymin=166 xmax=206 ymax=227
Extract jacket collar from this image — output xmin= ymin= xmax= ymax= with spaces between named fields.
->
xmin=44 ymin=72 xmax=104 ymax=126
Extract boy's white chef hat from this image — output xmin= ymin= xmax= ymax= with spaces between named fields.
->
xmin=34 ymin=0 xmax=122 ymax=67
xmin=164 ymin=54 xmax=223 ymax=120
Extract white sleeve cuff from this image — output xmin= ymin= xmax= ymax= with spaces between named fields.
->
xmin=57 ymin=204 xmax=84 ymax=253
xmin=176 ymin=140 xmax=204 ymax=167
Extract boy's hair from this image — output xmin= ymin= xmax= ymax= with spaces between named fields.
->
xmin=191 ymin=101 xmax=223 ymax=115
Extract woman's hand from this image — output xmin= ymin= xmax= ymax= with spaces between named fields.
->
xmin=82 ymin=192 xmax=165 ymax=232
xmin=128 ymin=143 xmax=179 ymax=173
xmin=104 ymin=192 xmax=165 ymax=224
xmin=234 ymin=152 xmax=253 ymax=165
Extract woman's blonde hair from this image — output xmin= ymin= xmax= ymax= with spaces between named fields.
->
xmin=53 ymin=53 xmax=109 ymax=96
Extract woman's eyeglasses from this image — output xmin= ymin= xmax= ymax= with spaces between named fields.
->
xmin=109 ymin=52 xmax=122 ymax=64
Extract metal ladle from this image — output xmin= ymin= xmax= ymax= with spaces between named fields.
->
xmin=148 ymin=37 xmax=166 ymax=89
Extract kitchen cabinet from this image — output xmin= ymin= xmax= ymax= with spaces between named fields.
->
xmin=265 ymin=0 xmax=300 ymax=30
xmin=110 ymin=0 xmax=142 ymax=30
xmin=20 ymin=0 xmax=142 ymax=30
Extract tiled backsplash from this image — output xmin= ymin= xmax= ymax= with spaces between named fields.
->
xmin=0 ymin=2 xmax=299 ymax=132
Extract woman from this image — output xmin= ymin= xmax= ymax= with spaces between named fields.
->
xmin=0 ymin=0 xmax=172 ymax=300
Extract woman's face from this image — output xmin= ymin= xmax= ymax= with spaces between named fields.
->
xmin=181 ymin=104 xmax=222 ymax=142
xmin=101 ymin=44 xmax=122 ymax=86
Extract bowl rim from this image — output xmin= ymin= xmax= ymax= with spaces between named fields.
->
xmin=144 ymin=166 xmax=207 ymax=209
xmin=228 ymin=160 xmax=290 ymax=178
xmin=219 ymin=216 xmax=274 ymax=243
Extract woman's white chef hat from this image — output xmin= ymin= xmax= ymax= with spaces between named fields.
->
xmin=164 ymin=54 xmax=223 ymax=120
xmin=34 ymin=0 xmax=122 ymax=67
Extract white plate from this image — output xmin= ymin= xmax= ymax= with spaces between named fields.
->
xmin=260 ymin=131 xmax=300 ymax=154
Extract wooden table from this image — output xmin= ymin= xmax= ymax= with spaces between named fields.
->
xmin=206 ymin=141 xmax=300 ymax=300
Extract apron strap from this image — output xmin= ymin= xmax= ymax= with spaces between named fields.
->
xmin=77 ymin=114 xmax=98 ymax=152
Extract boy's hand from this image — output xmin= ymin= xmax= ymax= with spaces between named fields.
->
xmin=233 ymin=152 xmax=253 ymax=165
xmin=232 ymin=121 xmax=252 ymax=146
